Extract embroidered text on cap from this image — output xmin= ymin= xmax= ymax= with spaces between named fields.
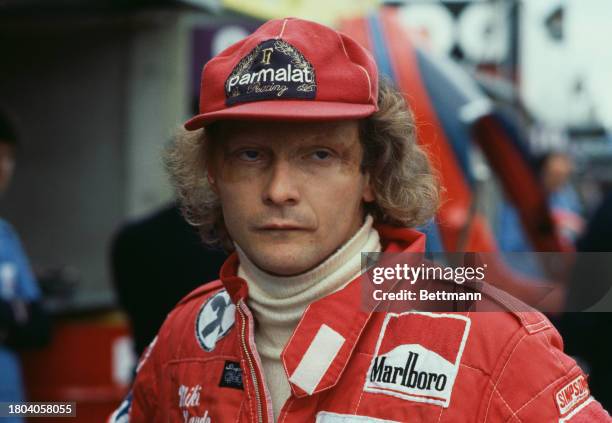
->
xmin=225 ymin=39 xmax=316 ymax=106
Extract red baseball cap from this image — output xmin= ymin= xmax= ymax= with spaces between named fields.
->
xmin=184 ymin=17 xmax=379 ymax=130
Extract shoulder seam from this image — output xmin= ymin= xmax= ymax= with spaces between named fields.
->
xmin=176 ymin=280 xmax=224 ymax=306
xmin=482 ymin=332 xmax=528 ymax=422
xmin=493 ymin=384 xmax=520 ymax=422
xmin=465 ymin=281 xmax=553 ymax=333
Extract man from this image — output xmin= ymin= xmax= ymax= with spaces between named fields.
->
xmin=111 ymin=18 xmax=610 ymax=422
xmin=0 ymin=111 xmax=50 ymax=423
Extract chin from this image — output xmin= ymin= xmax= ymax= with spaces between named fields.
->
xmin=251 ymin=248 xmax=319 ymax=276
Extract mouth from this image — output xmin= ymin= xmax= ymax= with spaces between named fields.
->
xmin=257 ymin=221 xmax=311 ymax=231
xmin=259 ymin=224 xmax=305 ymax=230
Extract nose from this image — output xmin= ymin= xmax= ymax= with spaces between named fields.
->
xmin=262 ymin=159 xmax=300 ymax=206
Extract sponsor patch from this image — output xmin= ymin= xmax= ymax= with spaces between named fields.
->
xmin=219 ymin=361 xmax=243 ymax=390
xmin=315 ymin=411 xmax=400 ymax=422
xmin=364 ymin=311 xmax=471 ymax=408
xmin=196 ymin=290 xmax=236 ymax=352
xmin=225 ymin=39 xmax=316 ymax=106
xmin=555 ymin=375 xmax=590 ymax=416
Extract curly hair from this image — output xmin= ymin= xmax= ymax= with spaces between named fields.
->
xmin=165 ymin=77 xmax=439 ymax=249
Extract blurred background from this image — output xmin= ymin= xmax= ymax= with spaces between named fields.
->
xmin=1 ymin=0 xmax=611 ymax=421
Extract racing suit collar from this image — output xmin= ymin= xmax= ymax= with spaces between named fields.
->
xmin=219 ymin=224 xmax=426 ymax=397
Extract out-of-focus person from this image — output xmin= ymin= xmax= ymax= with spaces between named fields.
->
xmin=0 ymin=110 xmax=50 ymax=422
xmin=540 ymin=152 xmax=585 ymax=240
xmin=111 ymin=202 xmax=226 ymax=357
xmin=497 ymin=150 xmax=584 ymax=253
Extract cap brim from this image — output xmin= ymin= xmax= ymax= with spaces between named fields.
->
xmin=184 ymin=100 xmax=377 ymax=130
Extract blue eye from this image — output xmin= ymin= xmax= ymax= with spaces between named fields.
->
xmin=312 ymin=150 xmax=331 ymax=160
xmin=238 ymin=150 xmax=260 ymax=161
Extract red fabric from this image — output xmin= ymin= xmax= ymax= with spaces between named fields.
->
xmin=185 ymin=17 xmax=378 ymax=129
xmin=112 ymin=226 xmax=611 ymax=422
xmin=378 ymin=313 xmax=467 ymax=363
xmin=566 ymin=400 xmax=612 ymax=422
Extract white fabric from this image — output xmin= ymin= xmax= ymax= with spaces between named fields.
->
xmin=315 ymin=411 xmax=400 ymax=423
xmin=235 ymin=215 xmax=381 ymax=421
xmin=288 ymin=324 xmax=345 ymax=395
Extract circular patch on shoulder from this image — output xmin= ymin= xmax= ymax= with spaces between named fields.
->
xmin=195 ymin=290 xmax=236 ymax=352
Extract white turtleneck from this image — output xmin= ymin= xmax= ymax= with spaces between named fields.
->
xmin=236 ymin=215 xmax=381 ymax=421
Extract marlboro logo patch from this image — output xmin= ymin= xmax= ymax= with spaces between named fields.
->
xmin=225 ymin=39 xmax=316 ymax=106
xmin=364 ymin=311 xmax=471 ymax=408
xmin=555 ymin=375 xmax=590 ymax=416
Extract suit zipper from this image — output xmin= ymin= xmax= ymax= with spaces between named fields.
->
xmin=238 ymin=300 xmax=264 ymax=423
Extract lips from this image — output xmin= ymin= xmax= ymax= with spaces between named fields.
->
xmin=255 ymin=219 xmax=314 ymax=231
xmin=259 ymin=223 xmax=305 ymax=230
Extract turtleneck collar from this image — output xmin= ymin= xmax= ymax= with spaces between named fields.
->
xmin=236 ymin=215 xmax=380 ymax=306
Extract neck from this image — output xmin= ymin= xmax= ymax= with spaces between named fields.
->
xmin=235 ymin=215 xmax=381 ymax=347
xmin=235 ymin=215 xmax=381 ymax=420
xmin=236 ymin=215 xmax=380 ymax=301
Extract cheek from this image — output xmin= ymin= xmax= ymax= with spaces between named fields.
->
xmin=217 ymin=181 xmax=252 ymax=214
xmin=308 ymin=172 xmax=366 ymax=212
xmin=218 ymin=165 xmax=262 ymax=183
xmin=215 ymin=180 xmax=262 ymax=235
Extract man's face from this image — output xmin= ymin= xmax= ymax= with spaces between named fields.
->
xmin=210 ymin=120 xmax=374 ymax=276
xmin=0 ymin=141 xmax=16 ymax=194
xmin=542 ymin=153 xmax=573 ymax=193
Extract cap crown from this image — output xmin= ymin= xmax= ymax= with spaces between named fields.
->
xmin=185 ymin=18 xmax=378 ymax=129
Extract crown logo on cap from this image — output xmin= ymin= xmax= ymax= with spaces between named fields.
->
xmin=261 ymin=48 xmax=274 ymax=65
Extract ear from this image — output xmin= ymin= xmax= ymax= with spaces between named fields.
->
xmin=362 ymin=172 xmax=375 ymax=203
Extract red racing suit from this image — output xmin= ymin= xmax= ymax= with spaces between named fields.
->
xmin=111 ymin=225 xmax=611 ymax=422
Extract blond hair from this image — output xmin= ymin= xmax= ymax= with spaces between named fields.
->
xmin=165 ymin=77 xmax=439 ymax=249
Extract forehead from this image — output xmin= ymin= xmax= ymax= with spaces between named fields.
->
xmin=212 ymin=120 xmax=360 ymax=147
